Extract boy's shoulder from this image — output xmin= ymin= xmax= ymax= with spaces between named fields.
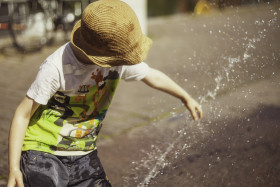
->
xmin=45 ymin=43 xmax=70 ymax=64
xmin=42 ymin=42 xmax=79 ymax=72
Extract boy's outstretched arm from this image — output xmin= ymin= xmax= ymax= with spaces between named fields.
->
xmin=7 ymin=96 xmax=39 ymax=187
xmin=142 ymin=67 xmax=202 ymax=120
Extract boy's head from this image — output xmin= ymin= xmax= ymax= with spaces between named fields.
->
xmin=70 ymin=0 xmax=152 ymax=67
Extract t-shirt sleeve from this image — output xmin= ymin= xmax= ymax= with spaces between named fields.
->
xmin=27 ymin=61 xmax=60 ymax=105
xmin=120 ymin=62 xmax=149 ymax=81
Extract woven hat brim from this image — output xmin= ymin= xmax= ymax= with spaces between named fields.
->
xmin=70 ymin=20 xmax=152 ymax=67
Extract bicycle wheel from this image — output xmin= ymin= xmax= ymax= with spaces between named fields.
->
xmin=9 ymin=1 xmax=53 ymax=52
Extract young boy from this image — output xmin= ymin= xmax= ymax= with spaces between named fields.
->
xmin=7 ymin=0 xmax=202 ymax=186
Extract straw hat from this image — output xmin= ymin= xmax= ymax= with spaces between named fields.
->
xmin=70 ymin=0 xmax=152 ymax=67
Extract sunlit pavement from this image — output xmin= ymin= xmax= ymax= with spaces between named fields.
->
xmin=0 ymin=3 xmax=279 ymax=186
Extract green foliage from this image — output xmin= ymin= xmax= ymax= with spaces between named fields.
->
xmin=147 ymin=0 xmax=198 ymax=17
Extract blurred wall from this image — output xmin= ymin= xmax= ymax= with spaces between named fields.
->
xmin=121 ymin=0 xmax=148 ymax=34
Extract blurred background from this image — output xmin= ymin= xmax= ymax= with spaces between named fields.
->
xmin=0 ymin=0 xmax=279 ymax=52
xmin=0 ymin=0 xmax=279 ymax=186
xmin=148 ymin=0 xmax=279 ymax=16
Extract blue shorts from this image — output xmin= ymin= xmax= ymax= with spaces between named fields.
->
xmin=20 ymin=150 xmax=111 ymax=187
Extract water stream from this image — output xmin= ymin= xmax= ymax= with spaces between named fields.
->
xmin=123 ymin=5 xmax=279 ymax=187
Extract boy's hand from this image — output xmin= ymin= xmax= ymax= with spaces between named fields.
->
xmin=182 ymin=97 xmax=202 ymax=120
xmin=7 ymin=168 xmax=24 ymax=187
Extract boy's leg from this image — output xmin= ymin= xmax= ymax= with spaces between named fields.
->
xmin=20 ymin=150 xmax=69 ymax=187
xmin=63 ymin=150 xmax=111 ymax=187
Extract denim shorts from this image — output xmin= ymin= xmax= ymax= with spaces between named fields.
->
xmin=20 ymin=150 xmax=111 ymax=187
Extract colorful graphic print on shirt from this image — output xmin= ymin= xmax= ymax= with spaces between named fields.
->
xmin=23 ymin=69 xmax=120 ymax=153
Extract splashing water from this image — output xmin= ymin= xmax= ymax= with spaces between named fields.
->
xmin=123 ymin=6 xmax=279 ymax=187
xmin=123 ymin=119 xmax=196 ymax=187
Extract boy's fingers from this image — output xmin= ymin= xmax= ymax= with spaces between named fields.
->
xmin=191 ymin=113 xmax=197 ymax=120
xmin=190 ymin=107 xmax=198 ymax=120
xmin=190 ymin=105 xmax=202 ymax=120
xmin=186 ymin=100 xmax=202 ymax=120
xmin=196 ymin=106 xmax=203 ymax=119
xmin=7 ymin=178 xmax=16 ymax=187
xmin=17 ymin=178 xmax=24 ymax=187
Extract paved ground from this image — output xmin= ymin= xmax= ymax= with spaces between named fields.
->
xmin=0 ymin=3 xmax=280 ymax=187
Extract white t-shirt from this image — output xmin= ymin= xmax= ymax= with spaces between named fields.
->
xmin=23 ymin=42 xmax=149 ymax=155
xmin=27 ymin=42 xmax=149 ymax=105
